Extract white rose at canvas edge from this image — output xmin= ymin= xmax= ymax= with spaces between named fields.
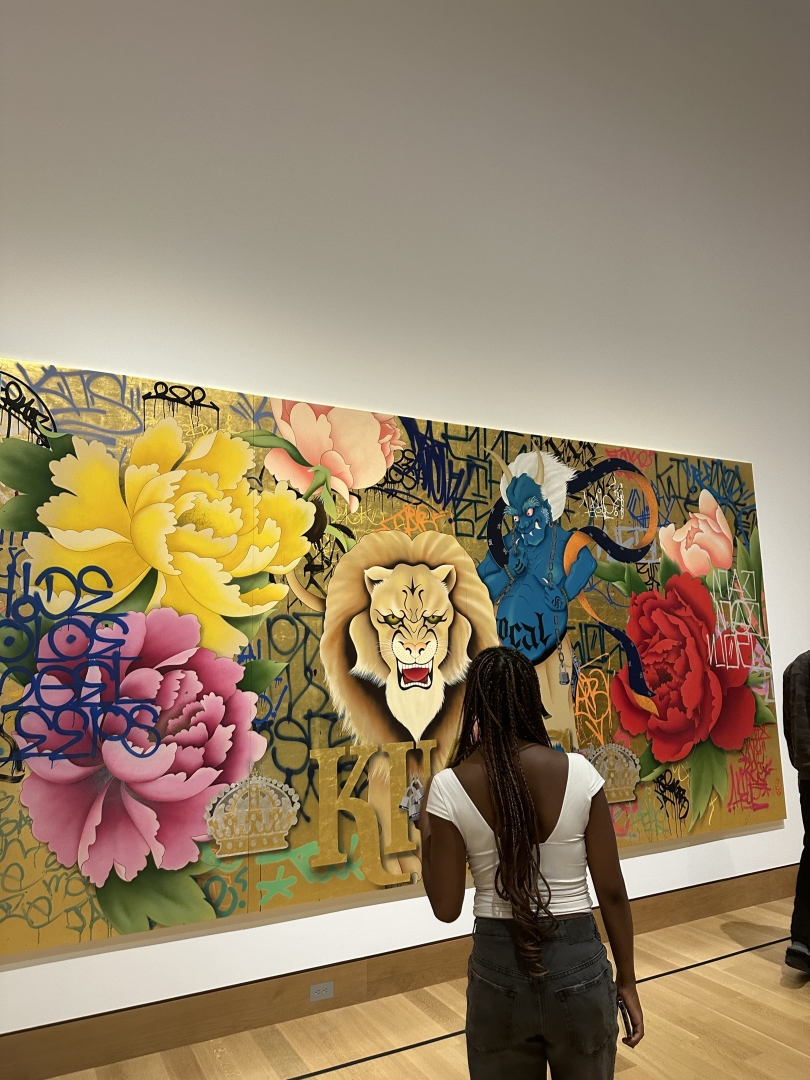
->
xmin=263 ymin=399 xmax=404 ymax=512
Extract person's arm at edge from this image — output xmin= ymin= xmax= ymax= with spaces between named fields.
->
xmin=416 ymin=776 xmax=467 ymax=923
xmin=783 ymin=662 xmax=796 ymax=771
xmin=585 ymin=788 xmax=644 ymax=1048
xmin=799 ymin=656 xmax=810 ymax=774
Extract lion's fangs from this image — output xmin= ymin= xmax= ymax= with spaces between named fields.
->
xmin=398 ymin=660 xmax=432 ymax=690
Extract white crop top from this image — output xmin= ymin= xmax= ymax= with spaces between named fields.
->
xmin=426 ymin=752 xmax=605 ymax=918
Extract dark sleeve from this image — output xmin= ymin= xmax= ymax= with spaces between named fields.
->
xmin=783 ymin=663 xmax=796 ymax=769
xmin=784 ymin=656 xmax=810 ymax=774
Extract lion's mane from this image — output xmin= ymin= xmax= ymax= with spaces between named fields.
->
xmin=320 ymin=531 xmax=499 ymax=769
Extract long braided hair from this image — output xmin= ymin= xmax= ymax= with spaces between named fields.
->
xmin=449 ymin=646 xmax=557 ymax=974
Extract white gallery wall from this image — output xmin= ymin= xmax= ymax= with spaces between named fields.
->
xmin=0 ymin=0 xmax=809 ymax=1033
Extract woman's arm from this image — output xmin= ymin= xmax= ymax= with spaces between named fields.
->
xmin=584 ymin=789 xmax=645 ymax=1048
xmin=416 ymin=778 xmax=467 ymax=923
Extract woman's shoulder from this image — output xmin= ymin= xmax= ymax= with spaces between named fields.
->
xmin=431 ymin=766 xmax=458 ymax=789
xmin=426 ymin=767 xmax=461 ymax=821
xmin=431 ymin=763 xmax=480 ymax=798
xmin=451 ymin=754 xmax=480 ymax=773
xmin=566 ymin=751 xmax=606 ymax=796
xmin=520 ymin=742 xmax=568 ymax=769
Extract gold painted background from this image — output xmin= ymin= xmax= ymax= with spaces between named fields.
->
xmin=0 ymin=359 xmax=784 ymax=958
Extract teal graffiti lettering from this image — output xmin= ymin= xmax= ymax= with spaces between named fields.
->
xmin=255 ymin=837 xmax=364 ymax=906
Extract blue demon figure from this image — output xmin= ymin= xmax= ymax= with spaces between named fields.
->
xmin=478 ymin=450 xmax=596 ymax=743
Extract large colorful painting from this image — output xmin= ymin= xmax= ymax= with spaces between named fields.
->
xmin=0 ymin=359 xmax=784 ymax=956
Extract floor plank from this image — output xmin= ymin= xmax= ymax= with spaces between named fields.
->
xmin=49 ymin=898 xmax=808 ymax=1080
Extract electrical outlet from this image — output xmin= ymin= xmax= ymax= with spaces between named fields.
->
xmin=310 ymin=980 xmax=334 ymax=1002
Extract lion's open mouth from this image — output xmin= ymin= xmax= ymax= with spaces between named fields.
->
xmin=398 ymin=661 xmax=433 ymax=689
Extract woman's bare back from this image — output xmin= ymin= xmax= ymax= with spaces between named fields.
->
xmin=452 ymin=742 xmax=570 ymax=843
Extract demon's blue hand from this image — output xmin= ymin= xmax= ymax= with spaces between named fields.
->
xmin=542 ymin=580 xmax=567 ymax=612
xmin=507 ymin=546 xmax=527 ymax=578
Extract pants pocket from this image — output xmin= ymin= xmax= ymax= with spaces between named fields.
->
xmin=555 ymin=964 xmax=617 ymax=1056
xmin=466 ymin=964 xmax=517 ymax=1054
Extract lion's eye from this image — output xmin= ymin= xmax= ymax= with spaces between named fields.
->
xmin=425 ymin=615 xmax=445 ymax=625
xmin=526 ymin=507 xmax=534 ymax=517
xmin=382 ymin=614 xmax=403 ymax=626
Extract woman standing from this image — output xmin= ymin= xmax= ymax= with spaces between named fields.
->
xmin=418 ymin=646 xmax=644 ymax=1079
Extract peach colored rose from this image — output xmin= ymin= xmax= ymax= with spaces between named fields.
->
xmin=659 ymin=489 xmax=733 ymax=577
xmin=264 ymin=399 xmax=403 ymax=513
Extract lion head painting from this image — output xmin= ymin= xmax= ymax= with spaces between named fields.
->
xmin=320 ymin=531 xmax=499 ymax=768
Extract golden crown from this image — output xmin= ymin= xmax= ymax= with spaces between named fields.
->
xmin=586 ymin=744 xmax=641 ymax=804
xmin=205 ymin=776 xmax=300 ymax=857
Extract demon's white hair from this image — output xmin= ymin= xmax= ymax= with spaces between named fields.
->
xmin=499 ymin=450 xmax=576 ymax=522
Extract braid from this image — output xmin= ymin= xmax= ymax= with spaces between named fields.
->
xmin=449 ymin=646 xmax=557 ymax=975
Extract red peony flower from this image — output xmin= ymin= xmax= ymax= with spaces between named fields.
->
xmin=611 ymin=573 xmax=755 ymax=762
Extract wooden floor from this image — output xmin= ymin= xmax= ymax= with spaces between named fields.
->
xmin=53 ymin=898 xmax=808 ymax=1080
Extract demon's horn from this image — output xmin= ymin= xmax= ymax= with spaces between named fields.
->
xmin=535 ymin=450 xmax=545 ymax=486
xmin=487 ymin=449 xmax=513 ymax=484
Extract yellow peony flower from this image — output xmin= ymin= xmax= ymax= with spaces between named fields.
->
xmin=24 ymin=417 xmax=315 ymax=656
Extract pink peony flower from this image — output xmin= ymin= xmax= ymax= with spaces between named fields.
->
xmin=16 ymin=608 xmax=265 ymax=886
xmin=659 ymin=489 xmax=733 ymax=577
xmin=265 ymin=399 xmax=404 ymax=513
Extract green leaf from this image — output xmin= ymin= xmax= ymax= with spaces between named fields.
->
xmin=95 ymin=858 xmax=217 ymax=934
xmin=624 ymin=565 xmax=648 ymax=596
xmin=325 ymin=524 xmax=356 ymax=552
xmin=237 ymin=570 xmax=271 ymax=594
xmin=638 ymin=740 xmax=666 ymax=782
xmin=105 ymin=569 xmax=159 ymax=614
xmin=707 ymin=745 xmax=729 ymax=802
xmin=238 ymin=658 xmax=288 ymax=695
xmin=303 ymin=466 xmax=338 ymax=519
xmin=184 ymin=843 xmax=235 ymax=876
xmin=0 ymin=493 xmax=48 ymax=532
xmin=688 ymin=739 xmax=729 ymax=829
xmin=0 ymin=438 xmax=59 ymax=503
xmin=233 ymin=429 xmax=311 ymax=467
xmin=736 ymin=537 xmax=751 ymax=574
xmin=688 ymin=752 xmax=713 ymax=827
xmin=224 ymin=611 xmax=270 ymax=642
xmin=745 ymin=671 xmax=766 ymax=687
xmin=753 ymin=693 xmax=776 ymax=725
xmin=0 ymin=434 xmax=77 ymax=532
xmin=41 ymin=429 xmax=76 ymax=459
xmin=658 ymin=552 xmax=680 ymax=592
xmin=593 ymin=560 xmax=626 ymax=583
xmin=185 ymin=848 xmax=216 ymax=876
xmin=317 ymin=487 xmax=337 ymax=519
xmin=736 ymin=529 xmax=762 ymax=606
xmin=749 ymin=527 xmax=763 ymax=606
xmin=704 ymin=566 xmax=721 ymax=594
